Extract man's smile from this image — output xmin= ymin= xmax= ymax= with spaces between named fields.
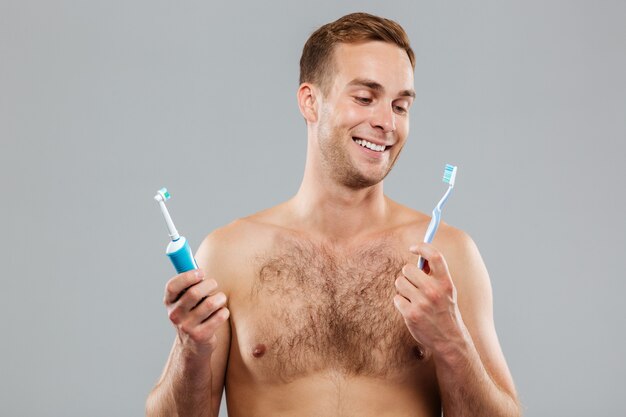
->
xmin=352 ymin=136 xmax=392 ymax=158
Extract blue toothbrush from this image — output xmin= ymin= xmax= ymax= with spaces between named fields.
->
xmin=154 ymin=188 xmax=198 ymax=273
xmin=417 ymin=164 xmax=458 ymax=270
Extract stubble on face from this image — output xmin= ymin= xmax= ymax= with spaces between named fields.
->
xmin=316 ymin=104 xmax=403 ymax=190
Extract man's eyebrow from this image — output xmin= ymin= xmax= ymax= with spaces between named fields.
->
xmin=399 ymin=89 xmax=416 ymax=99
xmin=347 ymin=78 xmax=384 ymax=92
xmin=347 ymin=78 xmax=416 ymax=98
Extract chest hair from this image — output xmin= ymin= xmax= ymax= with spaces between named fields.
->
xmin=249 ymin=237 xmax=424 ymax=381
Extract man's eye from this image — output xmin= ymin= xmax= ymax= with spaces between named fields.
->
xmin=355 ymin=97 xmax=372 ymax=104
xmin=394 ymin=105 xmax=408 ymax=114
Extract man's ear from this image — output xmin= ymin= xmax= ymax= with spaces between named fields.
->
xmin=297 ymin=83 xmax=319 ymax=123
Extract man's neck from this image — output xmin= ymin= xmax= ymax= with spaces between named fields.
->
xmin=290 ymin=172 xmax=390 ymax=242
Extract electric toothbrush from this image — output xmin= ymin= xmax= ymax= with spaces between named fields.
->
xmin=154 ymin=188 xmax=198 ymax=273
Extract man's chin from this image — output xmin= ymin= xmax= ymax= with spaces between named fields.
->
xmin=342 ymin=170 xmax=387 ymax=189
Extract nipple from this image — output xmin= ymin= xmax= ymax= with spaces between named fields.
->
xmin=252 ymin=344 xmax=266 ymax=358
xmin=412 ymin=345 xmax=425 ymax=361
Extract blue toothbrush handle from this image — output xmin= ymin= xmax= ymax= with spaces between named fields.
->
xmin=417 ymin=168 xmax=456 ymax=270
xmin=417 ymin=257 xmax=426 ymax=270
xmin=417 ymin=209 xmax=441 ymax=270
xmin=166 ymin=236 xmax=198 ymax=273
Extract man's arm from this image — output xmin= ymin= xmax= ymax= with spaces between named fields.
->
xmin=394 ymin=228 xmax=521 ymax=417
xmin=146 ymin=233 xmax=232 ymax=417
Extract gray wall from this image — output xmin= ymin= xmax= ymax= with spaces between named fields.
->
xmin=2 ymin=1 xmax=624 ymax=416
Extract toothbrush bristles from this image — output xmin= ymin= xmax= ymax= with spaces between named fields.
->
xmin=158 ymin=187 xmax=171 ymax=201
xmin=443 ymin=164 xmax=457 ymax=186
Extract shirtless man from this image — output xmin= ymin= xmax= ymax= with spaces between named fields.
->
xmin=146 ymin=12 xmax=521 ymax=417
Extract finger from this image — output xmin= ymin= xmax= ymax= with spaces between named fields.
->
xmin=197 ymin=306 xmax=231 ymax=335
xmin=177 ymin=278 xmax=219 ymax=312
xmin=395 ymin=275 xmax=419 ymax=302
xmin=178 ymin=307 xmax=230 ymax=345
xmin=189 ymin=292 xmax=228 ymax=324
xmin=164 ymin=269 xmax=204 ymax=305
xmin=401 ymin=264 xmax=429 ymax=288
xmin=393 ymin=293 xmax=412 ymax=316
xmin=409 ymin=243 xmax=450 ymax=280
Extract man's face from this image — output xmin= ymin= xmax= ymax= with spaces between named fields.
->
xmin=315 ymin=41 xmax=415 ymax=189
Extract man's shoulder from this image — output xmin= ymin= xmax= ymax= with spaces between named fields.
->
xmin=197 ymin=203 xmax=293 ymax=256
xmin=387 ymin=198 xmax=475 ymax=253
xmin=390 ymin=201 xmax=486 ymax=292
xmin=193 ymin=207 xmax=293 ymax=291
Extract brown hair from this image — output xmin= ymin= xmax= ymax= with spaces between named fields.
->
xmin=299 ymin=12 xmax=415 ymax=96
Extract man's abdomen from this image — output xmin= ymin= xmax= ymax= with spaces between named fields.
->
xmin=225 ymin=370 xmax=441 ymax=417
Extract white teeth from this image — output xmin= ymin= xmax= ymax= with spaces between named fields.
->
xmin=355 ymin=139 xmax=386 ymax=152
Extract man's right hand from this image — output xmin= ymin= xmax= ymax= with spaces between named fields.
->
xmin=164 ymin=269 xmax=230 ymax=357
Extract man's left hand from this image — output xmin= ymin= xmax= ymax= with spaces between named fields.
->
xmin=394 ymin=243 xmax=465 ymax=355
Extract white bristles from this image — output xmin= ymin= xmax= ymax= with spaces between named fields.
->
xmin=443 ymin=164 xmax=457 ymax=186
xmin=154 ymin=187 xmax=171 ymax=202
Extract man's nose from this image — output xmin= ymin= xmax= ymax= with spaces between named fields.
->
xmin=370 ymin=103 xmax=396 ymax=133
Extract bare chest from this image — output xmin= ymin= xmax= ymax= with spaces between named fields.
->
xmin=231 ymin=238 xmax=430 ymax=382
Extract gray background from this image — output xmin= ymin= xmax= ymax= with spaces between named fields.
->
xmin=1 ymin=0 xmax=624 ymax=416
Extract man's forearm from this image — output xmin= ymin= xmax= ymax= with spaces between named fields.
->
xmin=434 ymin=328 xmax=521 ymax=417
xmin=146 ymin=345 xmax=214 ymax=417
